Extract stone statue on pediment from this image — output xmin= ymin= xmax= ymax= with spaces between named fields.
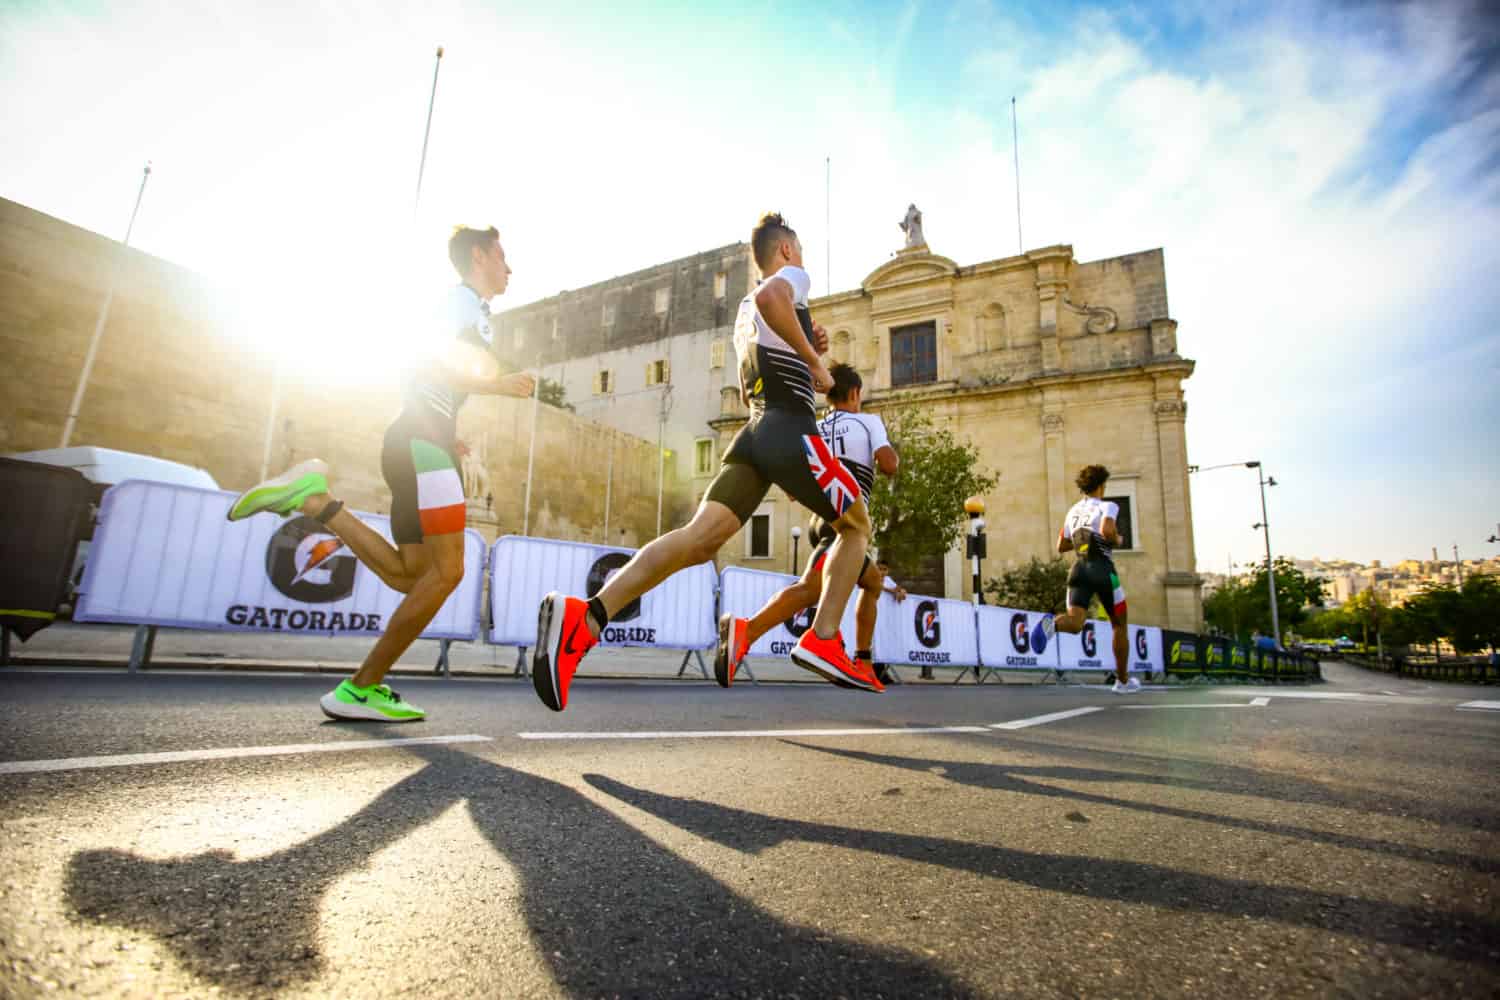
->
xmin=899 ymin=203 xmax=926 ymax=250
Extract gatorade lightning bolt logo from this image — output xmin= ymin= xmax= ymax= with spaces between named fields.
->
xmin=585 ymin=552 xmax=642 ymax=622
xmin=267 ymin=516 xmax=356 ymax=603
xmin=1010 ymin=613 xmax=1030 ymax=654
xmin=1135 ymin=628 xmax=1148 ymax=660
xmin=914 ymin=600 xmax=942 ymax=648
xmin=785 ymin=605 xmax=816 ymax=639
xmin=1081 ymin=621 xmax=1097 ymax=658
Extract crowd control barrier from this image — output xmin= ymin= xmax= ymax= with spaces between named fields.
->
xmin=489 ymin=536 xmax=718 ymax=677
xmin=717 ymin=566 xmax=858 ymax=661
xmin=74 ymin=482 xmax=487 ymax=660
xmin=975 ymin=605 xmax=1058 ymax=680
xmin=869 ymin=592 xmax=979 ymax=676
xmin=0 ymin=458 xmax=94 ymax=653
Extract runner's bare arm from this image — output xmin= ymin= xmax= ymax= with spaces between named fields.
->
xmin=428 ymin=336 xmax=535 ymax=397
xmin=755 ymin=279 xmax=831 ymax=391
xmin=1100 ymin=516 xmax=1122 ymax=547
xmin=1056 ymin=526 xmax=1073 ymax=554
xmin=874 ymin=445 xmax=899 ymax=476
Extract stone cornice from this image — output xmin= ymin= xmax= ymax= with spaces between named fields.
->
xmin=859 ymin=358 xmax=1195 ymax=410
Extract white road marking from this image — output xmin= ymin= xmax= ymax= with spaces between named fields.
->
xmin=0 ymin=734 xmax=492 ymax=776
xmin=1120 ymin=702 xmax=1265 ymax=710
xmin=1457 ymin=701 xmax=1500 ymax=712
xmin=518 ymin=725 xmax=991 ymax=741
xmin=989 ymin=707 xmax=1105 ymax=730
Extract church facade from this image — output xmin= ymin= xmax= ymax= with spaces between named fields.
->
xmin=711 ymin=232 xmax=1201 ymax=631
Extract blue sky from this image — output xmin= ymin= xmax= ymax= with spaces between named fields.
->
xmin=2 ymin=0 xmax=1497 ymax=570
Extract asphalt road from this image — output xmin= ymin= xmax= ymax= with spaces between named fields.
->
xmin=2 ymin=659 xmax=1497 ymax=998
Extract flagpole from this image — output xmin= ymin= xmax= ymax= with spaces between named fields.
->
xmin=414 ymin=46 xmax=444 ymax=217
xmin=825 ymin=155 xmax=831 ymax=296
xmin=1011 ymin=96 xmax=1023 ymax=255
xmin=61 ymin=162 xmax=152 ymax=449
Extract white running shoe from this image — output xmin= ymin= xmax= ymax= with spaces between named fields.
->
xmin=1112 ymin=677 xmax=1142 ymax=694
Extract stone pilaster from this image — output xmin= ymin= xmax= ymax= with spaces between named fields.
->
xmin=1152 ymin=390 xmax=1200 ymax=630
xmin=1041 ymin=408 xmax=1068 ymax=535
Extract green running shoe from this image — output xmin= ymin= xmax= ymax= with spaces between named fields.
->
xmin=227 ymin=459 xmax=329 ymax=521
xmin=319 ymin=679 xmax=426 ymax=722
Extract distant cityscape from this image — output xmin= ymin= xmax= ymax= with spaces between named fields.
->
xmin=1200 ymin=549 xmax=1500 ymax=607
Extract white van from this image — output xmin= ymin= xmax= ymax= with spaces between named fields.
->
xmin=8 ymin=446 xmax=219 ymax=491
xmin=6 ymin=447 xmax=221 ymax=611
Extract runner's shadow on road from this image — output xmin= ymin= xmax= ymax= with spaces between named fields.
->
xmin=583 ymin=772 xmax=1500 ymax=970
xmin=63 ymin=745 xmax=973 ymax=997
xmin=780 ymin=741 xmax=1500 ymax=876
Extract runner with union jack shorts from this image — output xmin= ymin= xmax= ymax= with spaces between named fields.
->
xmin=530 ymin=213 xmax=882 ymax=712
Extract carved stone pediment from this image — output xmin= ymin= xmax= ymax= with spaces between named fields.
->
xmin=862 ymin=252 xmax=959 ymax=294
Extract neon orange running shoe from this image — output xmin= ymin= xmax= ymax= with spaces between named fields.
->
xmin=714 ymin=615 xmax=750 ymax=688
xmin=790 ymin=629 xmax=883 ymax=692
xmin=533 ymin=592 xmax=597 ymax=712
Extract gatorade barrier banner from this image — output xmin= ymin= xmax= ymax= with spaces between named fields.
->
xmin=870 ymin=593 xmax=979 ymax=670
xmin=1163 ymin=630 xmax=1203 ymax=676
xmin=488 ymin=536 xmax=716 ymax=650
xmin=975 ymin=605 xmax=1059 ymax=671
xmin=75 ymin=480 xmax=485 ymax=639
xmin=1129 ymin=625 xmax=1165 ymax=676
xmin=717 ymin=566 xmax=857 ymax=659
xmin=1057 ymin=619 xmax=1131 ymax=674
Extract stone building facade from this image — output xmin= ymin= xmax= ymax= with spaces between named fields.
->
xmin=710 ymin=239 xmax=1201 ymax=631
xmin=0 ymin=197 xmax=673 ymax=547
xmin=492 ymin=243 xmax=755 ymax=520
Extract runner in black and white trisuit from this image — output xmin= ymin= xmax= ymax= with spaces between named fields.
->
xmin=530 ymin=213 xmax=881 ymax=711
xmin=1035 ymin=464 xmax=1137 ymax=692
xmin=227 ymin=226 xmax=536 ymax=721
xmin=716 ymin=363 xmax=903 ymax=687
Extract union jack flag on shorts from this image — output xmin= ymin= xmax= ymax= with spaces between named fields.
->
xmin=802 ymin=434 xmax=859 ymax=517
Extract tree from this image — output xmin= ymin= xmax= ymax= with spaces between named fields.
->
xmin=867 ymin=406 xmax=998 ymax=580
xmin=985 ymin=556 xmax=1070 ymax=615
xmin=537 ymin=376 xmax=572 ymax=411
xmin=1203 ymin=576 xmax=1259 ymax=641
xmin=1460 ymin=574 xmax=1500 ymax=653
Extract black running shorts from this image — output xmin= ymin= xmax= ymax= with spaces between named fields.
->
xmin=381 ymin=412 xmax=464 ymax=545
xmin=1066 ymin=557 xmax=1127 ymax=619
xmin=704 ymin=408 xmax=860 ymax=525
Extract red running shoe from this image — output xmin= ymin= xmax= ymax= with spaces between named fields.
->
xmin=791 ymin=630 xmax=884 ymax=692
xmin=533 ymin=592 xmax=597 ymax=711
xmin=714 ymin=615 xmax=750 ymax=688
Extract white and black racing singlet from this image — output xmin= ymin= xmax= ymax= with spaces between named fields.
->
xmin=402 ymin=284 xmax=494 ymax=435
xmin=1061 ymin=496 xmax=1120 ymax=561
xmin=733 ymin=265 xmax=816 ymax=419
xmin=816 ymin=409 xmax=891 ymax=501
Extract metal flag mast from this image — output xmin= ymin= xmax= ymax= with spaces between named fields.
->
xmin=61 ymin=162 xmax=153 ymax=449
xmin=1011 ymin=96 xmax=1023 ymax=255
xmin=414 ymin=46 xmax=444 ymax=216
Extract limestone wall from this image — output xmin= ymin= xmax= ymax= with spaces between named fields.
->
xmin=0 ymin=197 xmax=681 ymax=545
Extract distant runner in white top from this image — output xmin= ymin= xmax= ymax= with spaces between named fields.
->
xmin=726 ymin=363 xmax=904 ymax=683
xmin=1035 ymin=464 xmax=1135 ymax=692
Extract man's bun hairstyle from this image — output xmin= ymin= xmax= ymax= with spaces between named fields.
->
xmin=827 ymin=363 xmax=862 ymax=402
xmin=1075 ymin=464 xmax=1110 ymax=494
xmin=751 ymin=212 xmax=796 ymax=274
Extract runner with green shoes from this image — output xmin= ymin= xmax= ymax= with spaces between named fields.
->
xmin=227 ymin=225 xmax=535 ymax=722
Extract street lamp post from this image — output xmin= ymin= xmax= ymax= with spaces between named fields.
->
xmin=964 ymin=496 xmax=987 ymax=606
xmin=1189 ymin=460 xmax=1280 ymax=646
xmin=790 ymin=525 xmax=802 ymax=575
